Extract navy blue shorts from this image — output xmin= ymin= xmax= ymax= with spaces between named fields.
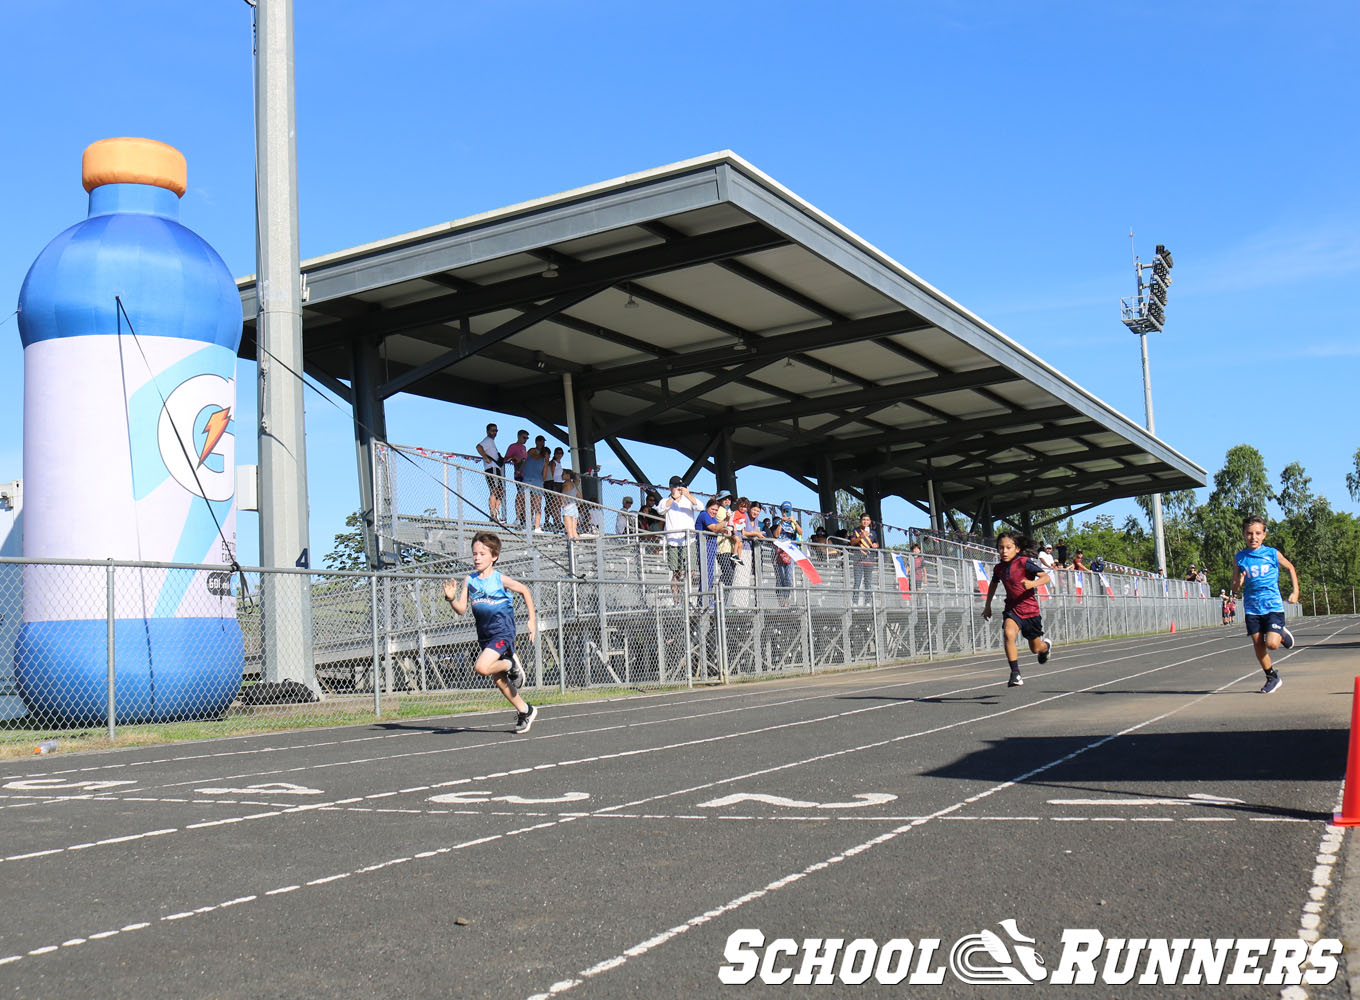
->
xmin=479 ymin=634 xmax=516 ymax=657
xmin=1244 ymin=612 xmax=1286 ymax=638
xmin=1004 ymin=609 xmax=1044 ymax=641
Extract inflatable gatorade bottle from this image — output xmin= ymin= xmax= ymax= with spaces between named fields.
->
xmin=16 ymin=138 xmax=244 ymax=724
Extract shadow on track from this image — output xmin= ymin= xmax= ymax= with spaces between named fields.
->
xmin=923 ymin=728 xmax=1347 ymax=821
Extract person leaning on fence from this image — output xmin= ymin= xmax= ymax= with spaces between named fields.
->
xmin=559 ymin=470 xmax=581 ymax=540
xmin=638 ymin=489 xmax=663 ymax=550
xmin=694 ymin=495 xmax=726 ymax=592
xmin=443 ymin=531 xmax=538 ymax=734
xmin=475 ymin=423 xmax=504 ymax=523
xmin=615 ymin=496 xmax=636 ymax=536
xmin=849 ymin=513 xmax=879 ymax=606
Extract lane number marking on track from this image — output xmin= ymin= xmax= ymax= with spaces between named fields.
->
xmin=697 ymin=792 xmax=898 ymax=810
xmin=193 ymin=782 xmax=324 ymax=796
xmin=428 ymin=790 xmax=591 ymax=805
xmin=1046 ymin=792 xmax=1246 ymax=807
xmin=3 ymin=779 xmax=137 ymax=792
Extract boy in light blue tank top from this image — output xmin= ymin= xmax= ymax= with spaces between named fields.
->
xmin=445 ymin=531 xmax=540 ymax=732
xmin=1231 ymin=516 xmax=1299 ymax=694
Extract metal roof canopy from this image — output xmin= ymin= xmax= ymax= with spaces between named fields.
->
xmin=236 ymin=151 xmax=1204 ymax=533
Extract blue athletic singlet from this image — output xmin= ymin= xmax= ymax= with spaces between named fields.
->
xmin=468 ymin=570 xmax=516 ymax=644
xmin=1235 ymin=545 xmax=1283 ymax=615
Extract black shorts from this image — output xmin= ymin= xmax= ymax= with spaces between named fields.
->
xmin=1244 ymin=612 xmax=1286 ymax=638
xmin=484 ymin=468 xmax=505 ymax=498
xmin=1004 ymin=609 xmax=1044 ymax=641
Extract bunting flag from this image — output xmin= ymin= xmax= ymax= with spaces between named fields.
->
xmin=1098 ymin=572 xmax=1114 ymax=597
xmin=892 ymin=553 xmax=912 ymax=600
xmin=1073 ymin=571 xmax=1084 ymax=603
xmin=974 ymin=560 xmax=991 ymax=596
xmin=1163 ymin=579 xmax=1170 ymax=597
xmin=771 ymin=538 xmax=822 ymax=585
xmin=1132 ymin=576 xmax=1140 ymax=598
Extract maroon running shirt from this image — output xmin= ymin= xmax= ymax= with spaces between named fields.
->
xmin=992 ymin=556 xmax=1044 ymax=618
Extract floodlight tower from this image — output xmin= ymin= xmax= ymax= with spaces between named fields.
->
xmin=1120 ymin=238 xmax=1175 ymax=576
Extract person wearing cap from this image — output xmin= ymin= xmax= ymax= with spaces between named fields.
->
xmin=770 ymin=501 xmax=803 ymax=606
xmin=614 ymin=495 xmax=636 ymax=536
xmin=694 ymin=494 xmax=731 ymax=593
xmin=658 ymin=476 xmax=699 ymax=591
xmin=1038 ymin=543 xmax=1056 ymax=572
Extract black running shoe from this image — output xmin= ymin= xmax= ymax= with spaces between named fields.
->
xmin=1260 ymin=671 xmax=1282 ymax=695
xmin=504 ymin=653 xmax=527 ymax=692
xmin=1008 ymin=669 xmax=1024 ymax=688
xmin=514 ymin=704 xmax=538 ymax=733
xmin=1280 ymin=626 xmax=1295 ymax=649
xmin=1037 ymin=641 xmax=1051 ymax=665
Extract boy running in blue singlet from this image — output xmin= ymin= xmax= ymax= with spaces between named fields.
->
xmin=444 ymin=532 xmax=539 ymax=732
xmin=1231 ymin=515 xmax=1299 ymax=695
xmin=982 ymin=532 xmax=1052 ymax=687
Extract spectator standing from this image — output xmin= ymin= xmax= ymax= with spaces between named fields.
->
xmin=1185 ymin=565 xmax=1198 ymax=583
xmin=504 ymin=430 xmax=530 ymax=526
xmin=1195 ymin=567 xmax=1208 ymax=584
xmin=659 ymin=476 xmax=699 ymax=593
xmin=1038 ymin=543 xmax=1056 ymax=572
xmin=1072 ymin=551 xmax=1086 ymax=571
xmin=771 ymin=501 xmax=803 ymax=606
xmin=559 ymin=470 xmax=581 ymax=540
xmin=475 ymin=423 xmax=504 ymax=523
xmin=849 ymin=513 xmax=879 ymax=606
xmin=543 ymin=447 xmax=565 ymax=530
xmin=522 ymin=435 xmax=548 ymax=533
xmin=1056 ymin=538 xmax=1069 ymax=568
xmin=694 ymin=495 xmax=726 ymax=593
xmin=911 ymin=542 xmax=927 ymax=590
xmin=638 ymin=489 xmax=663 ymax=550
xmin=615 ymin=496 xmax=636 ymax=536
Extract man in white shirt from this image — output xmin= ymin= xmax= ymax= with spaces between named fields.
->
xmin=1038 ymin=543 xmax=1056 ymax=571
xmin=614 ymin=496 xmax=636 ymax=536
xmin=475 ymin=423 xmax=504 ymax=522
xmin=658 ymin=475 xmax=699 ymax=588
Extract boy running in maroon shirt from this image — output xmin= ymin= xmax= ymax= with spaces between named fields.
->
xmin=982 ymin=532 xmax=1053 ymax=687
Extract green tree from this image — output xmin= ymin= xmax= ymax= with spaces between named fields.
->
xmin=325 ymin=510 xmax=371 ymax=571
xmin=1347 ymin=447 xmax=1360 ymax=503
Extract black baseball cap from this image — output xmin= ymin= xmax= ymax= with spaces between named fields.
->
xmin=668 ymin=476 xmax=684 ymax=488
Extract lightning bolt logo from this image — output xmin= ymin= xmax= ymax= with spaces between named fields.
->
xmin=198 ymin=407 xmax=232 ymax=468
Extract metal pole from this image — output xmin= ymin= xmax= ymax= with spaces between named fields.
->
xmin=255 ymin=0 xmax=316 ymax=690
xmin=1138 ymin=331 xmax=1167 ymax=577
xmin=106 ymin=559 xmax=116 ymax=740
xmin=370 ymin=573 xmax=381 ymax=715
xmin=563 ymin=372 xmax=582 ymax=476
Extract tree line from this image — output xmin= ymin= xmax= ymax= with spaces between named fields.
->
xmin=1051 ymin=445 xmax=1360 ymax=602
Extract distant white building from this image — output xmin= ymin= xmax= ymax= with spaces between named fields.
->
xmin=1 ymin=479 xmax=27 ymax=719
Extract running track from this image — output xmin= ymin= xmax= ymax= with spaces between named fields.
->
xmin=2 ymin=617 xmax=1358 ymax=999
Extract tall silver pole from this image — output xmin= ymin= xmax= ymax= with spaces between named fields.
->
xmin=1139 ymin=330 xmax=1168 ymax=576
xmin=255 ymin=0 xmax=316 ymax=688
xmin=563 ymin=372 xmax=582 ymax=474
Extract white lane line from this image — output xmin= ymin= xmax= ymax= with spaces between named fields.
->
xmin=0 ymin=630 xmax=1188 ymax=784
xmin=2 ymin=629 xmax=1218 ymax=795
xmin=0 ymin=635 xmax=1254 ymax=970
xmin=0 ymin=635 xmax=1232 ymax=868
xmin=524 ymin=666 xmax=1273 ymax=1000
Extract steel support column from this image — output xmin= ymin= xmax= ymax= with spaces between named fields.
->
xmin=716 ymin=429 xmax=738 ymax=497
xmin=350 ymin=336 xmax=389 ymax=569
xmin=818 ymin=454 xmax=839 ymax=536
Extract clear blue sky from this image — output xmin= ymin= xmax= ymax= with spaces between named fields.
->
xmin=3 ymin=1 xmax=1356 ymax=566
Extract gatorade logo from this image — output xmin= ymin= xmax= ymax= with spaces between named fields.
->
xmin=157 ymin=373 xmax=234 ymax=502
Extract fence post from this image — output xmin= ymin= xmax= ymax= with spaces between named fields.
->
xmin=716 ymin=581 xmax=729 ymax=683
xmin=531 ymin=549 xmax=542 ymax=687
xmin=370 ymin=573 xmax=382 ymax=715
xmin=871 ymin=584 xmax=883 ymax=667
xmin=556 ymin=581 xmax=567 ymax=694
xmin=106 ymin=558 xmax=116 ymax=740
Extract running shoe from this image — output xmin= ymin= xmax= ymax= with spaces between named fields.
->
xmin=1280 ymin=626 xmax=1295 ymax=649
xmin=1037 ymin=641 xmax=1051 ymax=665
xmin=1008 ymin=669 xmax=1024 ymax=688
xmin=504 ymin=653 xmax=527 ymax=692
xmin=1260 ymin=671 xmax=1283 ymax=695
xmin=514 ymin=704 xmax=538 ymax=733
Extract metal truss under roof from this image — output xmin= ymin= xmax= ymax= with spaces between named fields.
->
xmin=236 ymin=151 xmax=1204 ymax=524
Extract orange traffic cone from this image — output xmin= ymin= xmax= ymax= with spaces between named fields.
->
xmin=1169 ymin=621 xmax=1176 ymax=634
xmin=1334 ymin=678 xmax=1360 ymax=826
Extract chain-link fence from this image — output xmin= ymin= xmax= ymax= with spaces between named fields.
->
xmin=1 ymin=529 xmax=1284 ymax=750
